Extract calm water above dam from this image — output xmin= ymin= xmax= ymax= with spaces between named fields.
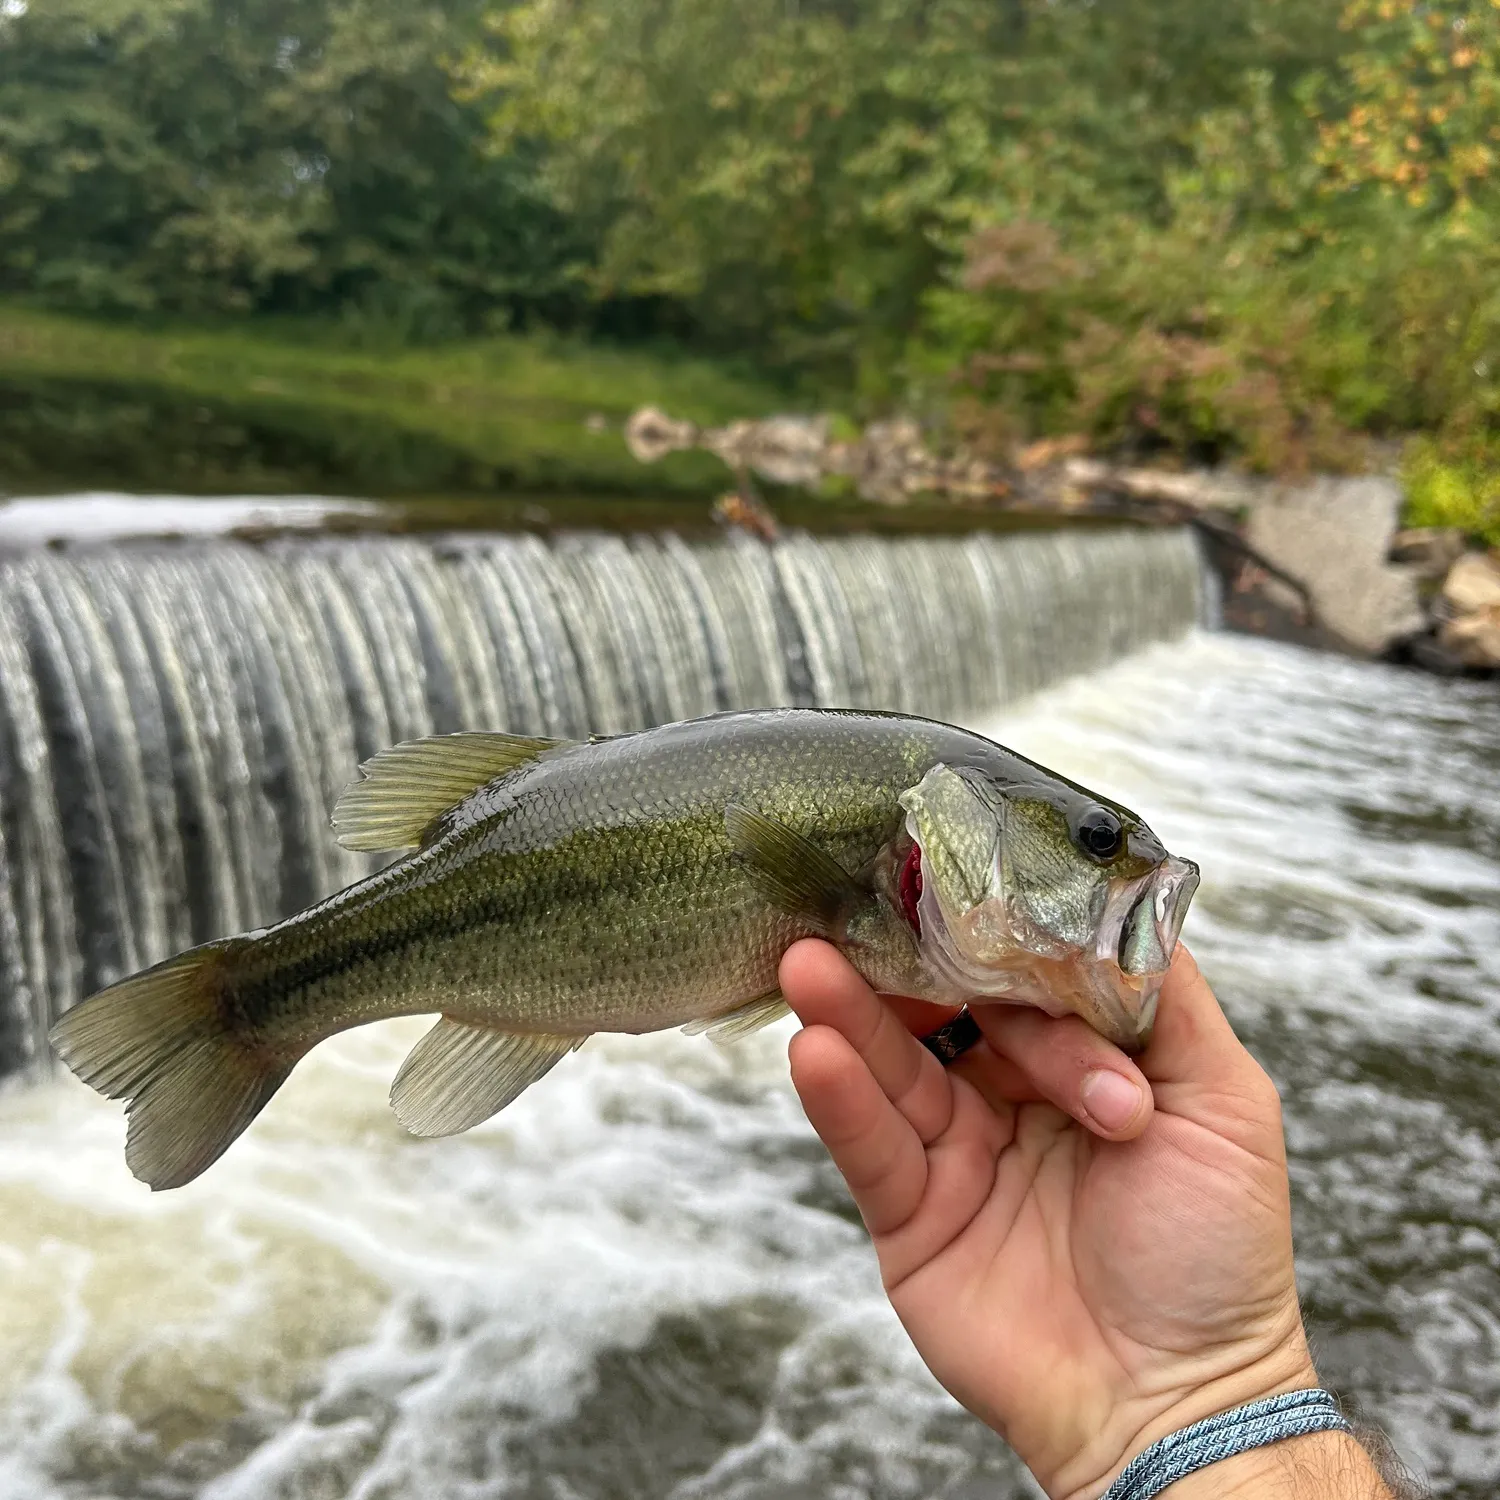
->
xmin=0 ymin=630 xmax=1494 ymax=1498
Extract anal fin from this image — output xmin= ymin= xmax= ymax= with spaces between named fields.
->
xmin=390 ymin=1018 xmax=585 ymax=1137
xmin=682 ymin=991 xmax=791 ymax=1044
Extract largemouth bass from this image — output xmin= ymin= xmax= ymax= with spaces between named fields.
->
xmin=51 ymin=709 xmax=1199 ymax=1190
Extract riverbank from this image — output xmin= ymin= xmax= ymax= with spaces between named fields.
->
xmin=4 ymin=307 xmax=1493 ymax=674
xmin=0 ymin=308 xmax=784 ymax=498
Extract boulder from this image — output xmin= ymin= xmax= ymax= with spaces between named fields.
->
xmin=1244 ymin=476 xmax=1425 ymax=655
xmin=1437 ymin=551 xmax=1500 ymax=669
xmin=1441 ymin=551 xmax=1500 ymax=614
xmin=1439 ymin=613 xmax=1500 ymax=669
xmin=624 ymin=406 xmax=699 ymax=464
xmin=1387 ymin=527 xmax=1468 ymax=580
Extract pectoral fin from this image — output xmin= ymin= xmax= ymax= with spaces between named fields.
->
xmin=390 ymin=1018 xmax=585 ymax=1136
xmin=682 ymin=991 xmax=791 ymax=1043
xmin=724 ymin=804 xmax=864 ymax=934
xmin=333 ymin=731 xmax=574 ymax=852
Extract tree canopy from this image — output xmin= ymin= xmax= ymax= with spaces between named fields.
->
xmin=1 ymin=0 xmax=1497 ymax=526
xmin=0 ymin=0 xmax=585 ymax=332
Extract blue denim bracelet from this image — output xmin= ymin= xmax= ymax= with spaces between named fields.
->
xmin=1101 ymin=1389 xmax=1354 ymax=1500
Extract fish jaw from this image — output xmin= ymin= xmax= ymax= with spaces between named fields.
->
xmin=907 ymin=841 xmax=1200 ymax=1051
xmin=1110 ymin=855 xmax=1199 ymax=980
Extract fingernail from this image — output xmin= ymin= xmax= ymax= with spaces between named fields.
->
xmin=1081 ymin=1070 xmax=1143 ymax=1133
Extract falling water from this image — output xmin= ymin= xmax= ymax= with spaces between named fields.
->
xmin=0 ymin=525 xmax=1205 ymax=1077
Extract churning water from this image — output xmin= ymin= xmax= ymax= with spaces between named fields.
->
xmin=0 ymin=529 xmax=1493 ymax=1499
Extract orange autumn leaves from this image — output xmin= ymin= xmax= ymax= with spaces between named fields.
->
xmin=1319 ymin=0 xmax=1500 ymax=220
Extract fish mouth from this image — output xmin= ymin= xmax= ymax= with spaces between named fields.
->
xmin=1074 ymin=864 xmax=1200 ymax=1050
xmin=1112 ymin=856 xmax=1200 ymax=976
xmin=1089 ymin=854 xmax=1200 ymax=1048
xmin=907 ymin=843 xmax=1200 ymax=1052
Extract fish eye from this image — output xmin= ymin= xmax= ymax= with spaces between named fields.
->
xmin=1075 ymin=807 xmax=1123 ymax=862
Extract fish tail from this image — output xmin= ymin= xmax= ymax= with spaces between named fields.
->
xmin=49 ymin=939 xmax=293 ymax=1191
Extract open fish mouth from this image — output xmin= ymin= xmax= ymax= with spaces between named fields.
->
xmin=906 ymin=842 xmax=1200 ymax=1052
xmin=1090 ymin=854 xmax=1200 ymax=1046
xmin=1107 ymin=856 xmax=1200 ymax=978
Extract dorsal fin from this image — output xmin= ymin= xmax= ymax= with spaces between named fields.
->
xmin=332 ymin=731 xmax=572 ymax=852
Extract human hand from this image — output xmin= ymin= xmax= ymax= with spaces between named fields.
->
xmin=781 ymin=940 xmax=1321 ymax=1500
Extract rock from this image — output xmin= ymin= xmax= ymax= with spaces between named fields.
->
xmin=1435 ymin=551 xmax=1500 ymax=669
xmin=1441 ymin=551 xmax=1500 ymax=614
xmin=1243 ymin=476 xmax=1425 ymax=655
xmin=1015 ymin=434 xmax=1088 ymax=471
xmin=624 ymin=404 xmax=1012 ymax=504
xmin=624 ymin=406 xmax=698 ymax=464
xmin=1387 ymin=527 xmax=1467 ymax=579
xmin=703 ymin=415 xmax=830 ymax=487
xmin=1383 ymin=630 xmax=1467 ymax=675
xmin=1438 ymin=611 xmax=1500 ymax=670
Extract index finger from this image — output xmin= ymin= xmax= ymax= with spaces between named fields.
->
xmin=780 ymin=940 xmax=957 ymax=1146
xmin=789 ymin=949 xmax=1046 ymax=1109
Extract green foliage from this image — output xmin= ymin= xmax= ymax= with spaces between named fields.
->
xmin=2 ymin=0 xmax=1497 ymax=512
xmin=0 ymin=0 xmax=588 ymax=330
xmin=472 ymin=0 xmax=1352 ymax=387
xmin=472 ymin=0 xmax=1499 ymax=498
xmin=468 ymin=0 xmax=1022 ymax=388
xmin=1316 ymin=0 xmax=1500 ymax=220
xmin=1403 ymin=439 xmax=1500 ymax=543
xmin=0 ymin=306 xmax=784 ymax=493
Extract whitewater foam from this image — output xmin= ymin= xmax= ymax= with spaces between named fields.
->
xmin=2 ymin=634 xmax=1496 ymax=1498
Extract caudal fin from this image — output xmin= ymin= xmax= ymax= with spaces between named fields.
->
xmin=49 ymin=941 xmax=292 ymax=1191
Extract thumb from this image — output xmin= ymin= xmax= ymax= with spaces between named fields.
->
xmin=1140 ymin=947 xmax=1285 ymax=1147
xmin=1138 ymin=946 xmax=1249 ymax=1087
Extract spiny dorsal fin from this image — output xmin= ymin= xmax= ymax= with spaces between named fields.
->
xmin=682 ymin=990 xmax=791 ymax=1044
xmin=389 ymin=1018 xmax=585 ymax=1136
xmin=723 ymin=804 xmax=863 ymax=935
xmin=332 ymin=731 xmax=572 ymax=852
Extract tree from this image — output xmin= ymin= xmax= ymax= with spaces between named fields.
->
xmin=1317 ymin=0 xmax=1500 ymax=219
xmin=0 ymin=0 xmax=587 ymax=330
xmin=468 ymin=0 xmax=1030 ymax=384
xmin=467 ymin=0 xmax=1353 ymax=387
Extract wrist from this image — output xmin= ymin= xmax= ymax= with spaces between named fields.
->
xmin=1053 ymin=1330 xmax=1322 ymax=1500
xmin=1163 ymin=1429 xmax=1392 ymax=1498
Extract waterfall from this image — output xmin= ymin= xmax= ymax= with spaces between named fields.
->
xmin=0 ymin=525 xmax=1204 ymax=1077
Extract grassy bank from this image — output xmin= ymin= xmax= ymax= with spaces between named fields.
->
xmin=0 ymin=309 xmax=787 ymax=497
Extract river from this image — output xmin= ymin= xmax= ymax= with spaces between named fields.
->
xmin=0 ymin=629 xmax=1493 ymax=1498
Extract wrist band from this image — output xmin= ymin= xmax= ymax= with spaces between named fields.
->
xmin=1102 ymin=1389 xmax=1353 ymax=1500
